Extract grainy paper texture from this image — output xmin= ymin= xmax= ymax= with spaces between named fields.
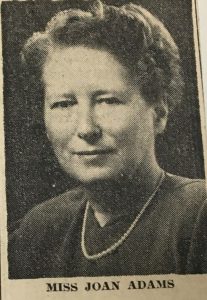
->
xmin=1 ymin=0 xmax=207 ymax=299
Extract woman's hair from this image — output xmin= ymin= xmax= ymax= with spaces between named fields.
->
xmin=22 ymin=0 xmax=184 ymax=111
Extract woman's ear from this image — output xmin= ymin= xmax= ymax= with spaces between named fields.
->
xmin=153 ymin=100 xmax=169 ymax=135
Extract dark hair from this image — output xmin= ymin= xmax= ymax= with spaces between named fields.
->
xmin=22 ymin=0 xmax=184 ymax=111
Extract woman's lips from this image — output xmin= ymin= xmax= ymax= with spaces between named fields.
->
xmin=72 ymin=149 xmax=115 ymax=155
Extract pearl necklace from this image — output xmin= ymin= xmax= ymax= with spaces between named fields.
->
xmin=81 ymin=171 xmax=165 ymax=260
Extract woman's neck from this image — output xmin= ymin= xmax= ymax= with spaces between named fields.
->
xmin=82 ymin=163 xmax=163 ymax=218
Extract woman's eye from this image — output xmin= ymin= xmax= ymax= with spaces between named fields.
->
xmin=97 ymin=97 xmax=122 ymax=105
xmin=50 ymin=100 xmax=77 ymax=109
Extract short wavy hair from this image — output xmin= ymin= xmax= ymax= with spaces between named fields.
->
xmin=22 ymin=0 xmax=184 ymax=112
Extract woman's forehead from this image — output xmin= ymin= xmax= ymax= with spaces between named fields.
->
xmin=43 ymin=46 xmax=132 ymax=94
xmin=44 ymin=45 xmax=125 ymax=70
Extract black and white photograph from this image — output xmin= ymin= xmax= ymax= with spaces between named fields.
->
xmin=1 ymin=0 xmax=207 ymax=296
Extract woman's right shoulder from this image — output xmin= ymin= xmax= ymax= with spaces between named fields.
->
xmin=8 ymin=187 xmax=86 ymax=279
xmin=10 ymin=187 xmax=86 ymax=239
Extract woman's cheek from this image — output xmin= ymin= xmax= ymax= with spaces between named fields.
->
xmin=97 ymin=105 xmax=132 ymax=132
xmin=45 ymin=111 xmax=77 ymax=141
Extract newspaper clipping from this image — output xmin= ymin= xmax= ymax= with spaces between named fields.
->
xmin=1 ymin=0 xmax=207 ymax=299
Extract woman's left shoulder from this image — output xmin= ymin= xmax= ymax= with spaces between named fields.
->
xmin=164 ymin=173 xmax=206 ymax=206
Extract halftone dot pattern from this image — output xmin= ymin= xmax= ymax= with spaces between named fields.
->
xmin=9 ymin=174 xmax=207 ymax=278
xmin=3 ymin=0 xmax=207 ymax=279
xmin=3 ymin=0 xmax=205 ymax=226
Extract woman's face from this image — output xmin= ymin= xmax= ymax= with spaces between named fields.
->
xmin=43 ymin=46 xmax=160 ymax=183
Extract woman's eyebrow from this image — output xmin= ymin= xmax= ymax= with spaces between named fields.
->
xmin=46 ymin=90 xmax=128 ymax=100
xmin=45 ymin=92 xmax=74 ymax=99
xmin=49 ymin=93 xmax=77 ymax=101
xmin=93 ymin=90 xmax=112 ymax=97
xmin=92 ymin=89 xmax=126 ymax=98
xmin=60 ymin=93 xmax=75 ymax=99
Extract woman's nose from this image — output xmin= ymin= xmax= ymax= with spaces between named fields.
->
xmin=77 ymin=107 xmax=102 ymax=144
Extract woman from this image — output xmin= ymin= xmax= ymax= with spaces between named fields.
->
xmin=9 ymin=0 xmax=207 ymax=278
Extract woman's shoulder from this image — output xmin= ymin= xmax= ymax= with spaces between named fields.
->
xmin=161 ymin=173 xmax=207 ymax=221
xmin=35 ymin=187 xmax=86 ymax=215
xmin=9 ymin=187 xmax=87 ymax=279
xmin=11 ymin=187 xmax=86 ymax=239
xmin=29 ymin=187 xmax=85 ymax=218
xmin=164 ymin=173 xmax=206 ymax=202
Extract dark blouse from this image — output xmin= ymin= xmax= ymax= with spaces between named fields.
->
xmin=9 ymin=173 xmax=207 ymax=279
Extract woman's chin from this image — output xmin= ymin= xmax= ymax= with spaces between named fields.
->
xmin=66 ymin=166 xmax=122 ymax=185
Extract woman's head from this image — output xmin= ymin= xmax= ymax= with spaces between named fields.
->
xmin=22 ymin=0 xmax=183 ymax=111
xmin=22 ymin=1 xmax=184 ymax=183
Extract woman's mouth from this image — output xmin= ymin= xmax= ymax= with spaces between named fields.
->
xmin=73 ymin=149 xmax=115 ymax=156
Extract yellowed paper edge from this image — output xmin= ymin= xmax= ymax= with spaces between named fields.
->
xmin=1 ymin=1 xmax=207 ymax=300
